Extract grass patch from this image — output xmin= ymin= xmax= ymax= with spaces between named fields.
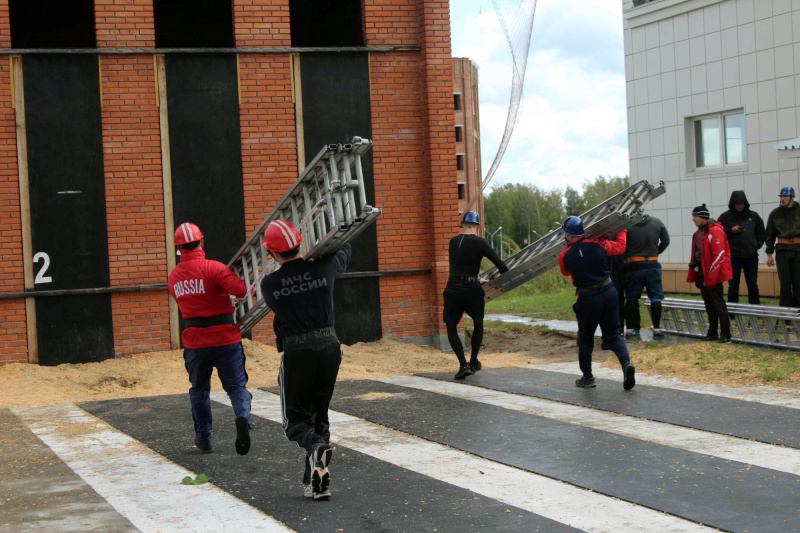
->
xmin=619 ymin=341 xmax=800 ymax=386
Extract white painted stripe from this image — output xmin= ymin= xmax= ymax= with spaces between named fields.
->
xmin=181 ymin=223 xmax=190 ymax=243
xmin=530 ymin=362 xmax=800 ymax=409
xmin=273 ymin=220 xmax=297 ymax=248
xmin=12 ymin=404 xmax=293 ymax=533
xmin=213 ymin=390 xmax=713 ymax=533
xmin=378 ymin=376 xmax=800 ymax=476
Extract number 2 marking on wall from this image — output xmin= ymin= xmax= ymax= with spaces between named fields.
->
xmin=33 ymin=252 xmax=53 ymax=284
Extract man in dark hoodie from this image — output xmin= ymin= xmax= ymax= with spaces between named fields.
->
xmin=765 ymin=187 xmax=800 ymax=308
xmin=624 ymin=210 xmax=670 ymax=338
xmin=688 ymin=204 xmax=733 ymax=342
xmin=717 ymin=191 xmax=765 ymax=304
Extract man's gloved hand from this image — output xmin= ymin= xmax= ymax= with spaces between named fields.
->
xmin=704 ymin=279 xmax=716 ymax=288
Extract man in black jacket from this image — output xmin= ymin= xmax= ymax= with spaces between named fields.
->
xmin=624 ymin=212 xmax=670 ymax=338
xmin=718 ymin=191 xmax=765 ymax=304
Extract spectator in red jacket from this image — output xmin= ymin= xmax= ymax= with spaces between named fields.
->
xmin=687 ymin=205 xmax=733 ymax=342
xmin=167 ymin=222 xmax=252 ymax=455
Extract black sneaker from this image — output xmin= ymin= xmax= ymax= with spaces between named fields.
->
xmin=575 ymin=376 xmax=596 ymax=388
xmin=469 ymin=359 xmax=482 ymax=372
xmin=704 ymin=333 xmax=719 ymax=342
xmin=623 ymin=364 xmax=636 ymax=391
xmin=194 ymin=438 xmax=212 ymax=453
xmin=454 ymin=365 xmax=473 ymax=380
xmin=309 ymin=443 xmax=332 ymax=500
xmin=652 ymin=328 xmax=666 ymax=339
xmin=235 ymin=416 xmax=250 ymax=455
xmin=716 ymin=336 xmax=732 ymax=344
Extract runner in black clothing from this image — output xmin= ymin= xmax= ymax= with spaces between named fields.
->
xmin=260 ymin=220 xmax=351 ymax=501
xmin=444 ymin=211 xmax=509 ymax=379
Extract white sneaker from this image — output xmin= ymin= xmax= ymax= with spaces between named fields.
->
xmin=309 ymin=443 xmax=332 ymax=499
xmin=303 ymin=483 xmax=332 ymax=500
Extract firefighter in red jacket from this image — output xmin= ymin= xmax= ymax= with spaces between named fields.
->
xmin=558 ymin=216 xmax=636 ymax=390
xmin=167 ymin=222 xmax=252 ymax=455
xmin=688 ymin=204 xmax=733 ymax=342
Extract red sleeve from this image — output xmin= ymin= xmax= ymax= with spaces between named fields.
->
xmin=211 ymin=262 xmax=247 ymax=298
xmin=600 ymin=230 xmax=627 ymax=256
xmin=558 ymin=248 xmax=571 ymax=276
xmin=706 ymin=227 xmax=728 ymax=284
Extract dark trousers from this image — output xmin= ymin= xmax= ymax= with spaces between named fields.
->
xmin=184 ymin=342 xmax=252 ymax=442
xmin=573 ymin=285 xmax=631 ymax=378
xmin=443 ymin=287 xmax=485 ymax=366
xmin=728 ymin=256 xmax=760 ymax=304
xmin=776 ymin=249 xmax=800 ymax=307
xmin=698 ymin=282 xmax=730 ymax=337
xmin=279 ymin=341 xmax=341 ymax=484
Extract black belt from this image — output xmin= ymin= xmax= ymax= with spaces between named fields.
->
xmin=185 ymin=314 xmax=236 ymax=328
xmin=282 ymin=326 xmax=338 ymax=352
xmin=449 ymin=274 xmax=479 ymax=283
xmin=577 ymin=277 xmax=612 ymax=296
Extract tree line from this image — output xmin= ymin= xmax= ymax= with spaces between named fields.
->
xmin=483 ymin=175 xmax=629 ymax=257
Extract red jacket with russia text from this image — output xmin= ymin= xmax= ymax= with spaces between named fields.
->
xmin=168 ymin=249 xmax=246 ymax=349
xmin=687 ymin=221 xmax=733 ymax=288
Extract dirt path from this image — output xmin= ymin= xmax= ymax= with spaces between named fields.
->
xmin=2 ymin=328 xmax=797 ymax=408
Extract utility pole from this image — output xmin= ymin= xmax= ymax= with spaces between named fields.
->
xmin=488 ymin=226 xmax=502 ymax=253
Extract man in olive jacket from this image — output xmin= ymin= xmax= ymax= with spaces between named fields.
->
xmin=718 ymin=191 xmax=765 ymax=304
xmin=765 ymin=187 xmax=800 ymax=308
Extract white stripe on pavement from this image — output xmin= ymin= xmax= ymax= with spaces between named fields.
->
xmin=12 ymin=404 xmax=293 ymax=533
xmin=379 ymin=375 xmax=800 ymax=476
xmin=530 ymin=362 xmax=800 ymax=409
xmin=213 ymin=390 xmax=714 ymax=533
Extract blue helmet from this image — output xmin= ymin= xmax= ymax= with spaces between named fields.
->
xmin=561 ymin=216 xmax=584 ymax=237
xmin=779 ymin=186 xmax=796 ymax=197
xmin=461 ymin=211 xmax=480 ymax=225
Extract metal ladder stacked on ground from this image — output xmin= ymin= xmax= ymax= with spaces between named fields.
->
xmin=227 ymin=137 xmax=380 ymax=333
xmin=481 ymin=180 xmax=666 ymax=302
xmin=644 ymin=298 xmax=800 ymax=350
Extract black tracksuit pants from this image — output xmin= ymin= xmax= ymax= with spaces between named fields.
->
xmin=776 ymin=249 xmax=800 ymax=308
xmin=279 ymin=340 xmax=341 ymax=484
xmin=443 ymin=287 xmax=485 ymax=366
xmin=698 ymin=282 xmax=730 ymax=337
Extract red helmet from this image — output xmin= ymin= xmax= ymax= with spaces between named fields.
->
xmin=262 ymin=220 xmax=302 ymax=252
xmin=174 ymin=222 xmax=203 ymax=246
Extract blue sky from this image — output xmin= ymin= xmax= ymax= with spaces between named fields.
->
xmin=449 ymin=0 xmax=629 ymax=192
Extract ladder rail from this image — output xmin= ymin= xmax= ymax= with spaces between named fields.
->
xmin=225 ymin=137 xmax=380 ymax=333
xmin=481 ymin=181 xmax=666 ymax=302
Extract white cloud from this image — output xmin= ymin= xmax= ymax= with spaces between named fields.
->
xmin=451 ymin=0 xmax=629 ymax=193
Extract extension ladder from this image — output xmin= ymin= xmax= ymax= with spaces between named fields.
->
xmin=227 ymin=137 xmax=380 ymax=333
xmin=481 ymin=180 xmax=666 ymax=301
xmin=644 ymin=297 xmax=800 ymax=350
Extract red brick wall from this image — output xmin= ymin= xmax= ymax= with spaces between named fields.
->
xmin=238 ymin=53 xmax=297 ymax=342
xmin=95 ymin=0 xmax=156 ymax=48
xmin=364 ymin=0 xmax=419 ymax=47
xmin=0 ymin=0 xmax=9 ymax=48
xmin=100 ymin=55 xmax=171 ymax=355
xmin=369 ymin=51 xmax=436 ymax=339
xmin=0 ymin=0 xmax=459 ymax=362
xmin=234 ymin=0 xmax=291 ymax=47
xmin=419 ymin=1 xmax=458 ymax=342
xmin=96 ymin=2 xmax=169 ymax=355
xmin=0 ymin=53 xmax=27 ymax=363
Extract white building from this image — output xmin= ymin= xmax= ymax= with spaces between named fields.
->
xmin=622 ymin=0 xmax=800 ymax=295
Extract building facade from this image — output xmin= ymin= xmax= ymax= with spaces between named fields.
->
xmin=622 ymin=0 xmax=800 ymax=294
xmin=453 ymin=57 xmax=485 ymax=225
xmin=0 ymin=0 xmax=461 ymax=365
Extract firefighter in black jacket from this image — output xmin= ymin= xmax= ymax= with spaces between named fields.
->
xmin=558 ymin=216 xmax=635 ymax=390
xmin=261 ymin=220 xmax=351 ymax=501
xmin=444 ymin=211 xmax=509 ymax=380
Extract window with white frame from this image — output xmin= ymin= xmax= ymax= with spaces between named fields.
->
xmin=692 ymin=110 xmax=746 ymax=169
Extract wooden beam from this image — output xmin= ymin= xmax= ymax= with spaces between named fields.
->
xmin=292 ymin=54 xmax=305 ymax=170
xmin=11 ymin=55 xmax=38 ymax=364
xmin=156 ymin=55 xmax=181 ymax=349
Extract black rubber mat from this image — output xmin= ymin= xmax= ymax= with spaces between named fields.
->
xmin=419 ymin=367 xmax=800 ymax=448
xmin=326 ymin=379 xmax=800 ymax=533
xmin=79 ymin=395 xmax=577 ymax=532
